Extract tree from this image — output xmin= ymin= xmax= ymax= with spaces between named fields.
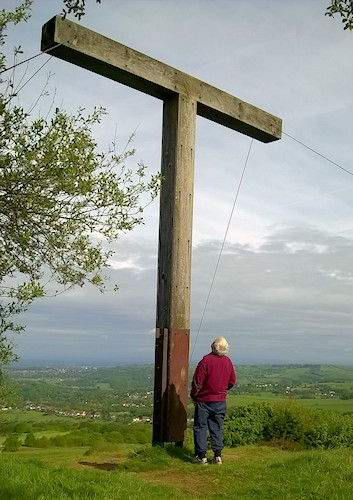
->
xmin=2 ymin=435 xmax=20 ymax=452
xmin=326 ymin=0 xmax=353 ymax=30
xmin=0 ymin=3 xmax=161 ymax=372
xmin=63 ymin=1 xmax=353 ymax=32
xmin=24 ymin=432 xmax=36 ymax=447
xmin=62 ymin=0 xmax=102 ymax=20
xmin=0 ymin=369 xmax=17 ymax=408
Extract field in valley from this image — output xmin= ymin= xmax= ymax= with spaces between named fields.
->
xmin=1 ymin=364 xmax=353 ymax=499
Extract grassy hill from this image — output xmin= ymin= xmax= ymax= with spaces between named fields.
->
xmin=1 ymin=443 xmax=352 ymax=499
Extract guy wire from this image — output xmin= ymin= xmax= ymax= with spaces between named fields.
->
xmin=0 ymin=43 xmax=61 ymax=75
xmin=189 ymin=138 xmax=254 ymax=363
xmin=283 ymin=131 xmax=353 ymax=177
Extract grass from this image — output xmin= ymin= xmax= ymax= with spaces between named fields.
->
xmin=95 ymin=383 xmax=112 ymax=390
xmin=0 ymin=455 xmax=183 ymax=500
xmin=227 ymin=394 xmax=278 ymax=409
xmin=13 ymin=446 xmax=92 ymax=467
xmin=0 ymin=409 xmax=76 ymax=423
xmin=298 ymin=398 xmax=353 ymax=413
xmin=206 ymin=446 xmax=353 ymax=499
xmin=1 ymin=443 xmax=353 ymax=499
xmin=15 ymin=444 xmax=140 ymax=468
xmin=28 ymin=430 xmax=70 ymax=439
xmin=226 ymin=394 xmax=353 ymax=414
xmin=1 ymin=397 xmax=353 ymax=498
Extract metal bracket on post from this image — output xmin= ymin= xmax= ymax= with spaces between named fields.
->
xmin=166 ymin=328 xmax=189 ymax=444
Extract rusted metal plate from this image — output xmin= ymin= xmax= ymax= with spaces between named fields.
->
xmin=153 ymin=327 xmax=190 ymax=444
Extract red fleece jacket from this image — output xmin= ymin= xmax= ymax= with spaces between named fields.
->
xmin=190 ymin=352 xmax=236 ymax=402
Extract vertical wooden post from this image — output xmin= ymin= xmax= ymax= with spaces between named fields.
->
xmin=153 ymin=94 xmax=196 ymax=444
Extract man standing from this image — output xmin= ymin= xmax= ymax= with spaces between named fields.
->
xmin=191 ymin=336 xmax=236 ymax=465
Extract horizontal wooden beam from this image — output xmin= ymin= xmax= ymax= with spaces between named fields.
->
xmin=41 ymin=16 xmax=282 ymax=143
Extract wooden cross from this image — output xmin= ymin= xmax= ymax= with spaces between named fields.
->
xmin=41 ymin=16 xmax=282 ymax=445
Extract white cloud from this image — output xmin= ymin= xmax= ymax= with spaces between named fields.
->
xmin=108 ymin=257 xmax=145 ymax=271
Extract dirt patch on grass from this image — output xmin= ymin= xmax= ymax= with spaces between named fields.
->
xmin=137 ymin=469 xmax=221 ymax=498
xmin=75 ymin=460 xmax=223 ymax=497
xmin=71 ymin=455 xmax=126 ymax=470
xmin=78 ymin=461 xmax=121 ymax=470
xmin=72 ymin=446 xmax=274 ymax=497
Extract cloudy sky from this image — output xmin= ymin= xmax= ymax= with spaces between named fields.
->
xmin=3 ymin=0 xmax=353 ymax=366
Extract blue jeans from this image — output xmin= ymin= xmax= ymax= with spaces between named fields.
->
xmin=193 ymin=401 xmax=226 ymax=456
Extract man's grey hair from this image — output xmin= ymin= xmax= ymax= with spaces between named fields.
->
xmin=211 ymin=336 xmax=229 ymax=356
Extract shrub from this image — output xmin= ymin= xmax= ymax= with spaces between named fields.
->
xmin=122 ymin=424 xmax=151 ymax=444
xmin=14 ymin=423 xmax=32 ymax=434
xmin=264 ymin=401 xmax=312 ymax=445
xmin=24 ymin=433 xmax=37 ymax=447
xmin=50 ymin=434 xmax=68 ymax=447
xmin=2 ymin=435 xmax=20 ymax=452
xmin=87 ymin=432 xmax=103 ymax=446
xmin=223 ymin=403 xmax=274 ymax=446
xmin=35 ymin=437 xmax=51 ymax=448
xmin=306 ymin=410 xmax=353 ymax=448
xmin=224 ymin=402 xmax=353 ymax=449
xmin=104 ymin=431 xmax=123 ymax=443
xmin=24 ymin=434 xmax=51 ymax=448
